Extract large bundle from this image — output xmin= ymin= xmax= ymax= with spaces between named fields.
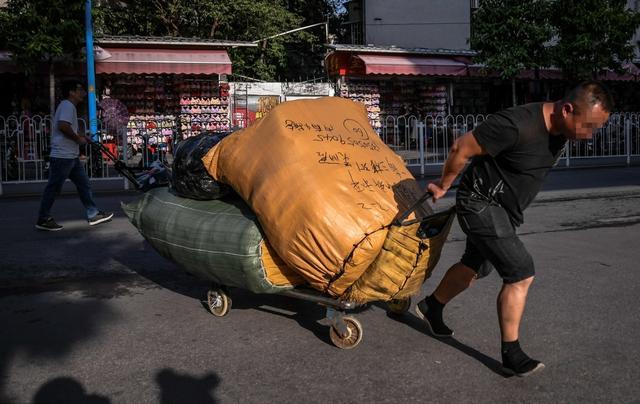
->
xmin=122 ymin=187 xmax=304 ymax=293
xmin=202 ymin=97 xmax=430 ymax=297
xmin=343 ymin=208 xmax=456 ymax=303
xmin=171 ymin=133 xmax=231 ymax=200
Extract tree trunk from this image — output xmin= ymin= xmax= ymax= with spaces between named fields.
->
xmin=210 ymin=19 xmax=218 ymax=38
xmin=511 ymin=78 xmax=517 ymax=106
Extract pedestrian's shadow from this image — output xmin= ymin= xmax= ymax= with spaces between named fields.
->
xmin=0 ymin=294 xmax=118 ymax=402
xmin=156 ymin=368 xmax=220 ymax=404
xmin=380 ymin=306 xmax=510 ymax=377
xmin=33 ymin=377 xmax=109 ymax=404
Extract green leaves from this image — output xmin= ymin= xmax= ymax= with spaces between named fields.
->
xmin=551 ymin=0 xmax=640 ymax=80
xmin=94 ymin=0 xmax=340 ymax=80
xmin=472 ymin=0 xmax=640 ymax=81
xmin=1 ymin=0 xmax=85 ymax=73
xmin=472 ymin=0 xmax=555 ymax=79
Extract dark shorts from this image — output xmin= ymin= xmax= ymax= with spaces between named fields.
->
xmin=456 ymin=196 xmax=534 ymax=284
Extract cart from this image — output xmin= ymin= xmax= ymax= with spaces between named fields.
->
xmin=203 ymin=192 xmax=455 ymax=350
xmin=106 ymin=138 xmax=454 ymax=349
xmin=89 ymin=140 xmax=169 ymax=191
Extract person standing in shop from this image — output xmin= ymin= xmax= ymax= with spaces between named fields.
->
xmin=35 ymin=80 xmax=113 ymax=231
xmin=415 ymin=81 xmax=613 ymax=377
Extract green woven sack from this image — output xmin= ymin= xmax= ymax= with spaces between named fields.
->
xmin=122 ymin=188 xmax=297 ymax=294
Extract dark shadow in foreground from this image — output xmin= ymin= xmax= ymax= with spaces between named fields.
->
xmin=33 ymin=377 xmax=110 ymax=404
xmin=156 ymin=368 xmax=220 ymax=404
xmin=382 ymin=308 xmax=511 ymax=378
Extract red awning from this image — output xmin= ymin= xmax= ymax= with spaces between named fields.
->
xmin=95 ymin=47 xmax=232 ymax=75
xmin=325 ymin=52 xmax=471 ymax=77
xmin=598 ymin=62 xmax=640 ymax=81
xmin=355 ymin=54 xmax=469 ymax=76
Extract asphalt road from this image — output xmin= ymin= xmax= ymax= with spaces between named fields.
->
xmin=1 ymin=166 xmax=640 ymax=403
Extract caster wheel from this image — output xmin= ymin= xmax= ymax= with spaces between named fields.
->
xmin=207 ymin=288 xmax=231 ymax=317
xmin=386 ymin=297 xmax=411 ymax=315
xmin=329 ymin=316 xmax=363 ymax=349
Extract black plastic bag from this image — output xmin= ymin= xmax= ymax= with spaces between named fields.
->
xmin=171 ymin=133 xmax=232 ymax=200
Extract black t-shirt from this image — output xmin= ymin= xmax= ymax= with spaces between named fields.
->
xmin=458 ymin=103 xmax=567 ymax=225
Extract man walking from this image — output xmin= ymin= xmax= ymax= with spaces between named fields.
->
xmin=35 ymin=80 xmax=113 ymax=231
xmin=415 ymin=81 xmax=613 ymax=376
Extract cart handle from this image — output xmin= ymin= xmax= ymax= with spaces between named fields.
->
xmin=393 ymin=184 xmax=458 ymax=226
xmin=87 ymin=140 xmax=141 ymax=190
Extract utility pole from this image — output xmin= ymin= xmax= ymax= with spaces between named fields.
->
xmin=85 ymin=0 xmax=98 ymax=141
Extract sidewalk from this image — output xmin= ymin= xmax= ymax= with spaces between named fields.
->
xmin=1 ymin=166 xmax=639 ymax=287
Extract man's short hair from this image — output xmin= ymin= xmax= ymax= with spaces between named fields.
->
xmin=564 ymin=81 xmax=615 ymax=113
xmin=61 ymin=80 xmax=83 ymax=98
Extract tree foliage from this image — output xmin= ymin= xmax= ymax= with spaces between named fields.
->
xmin=472 ymin=0 xmax=640 ymax=81
xmin=0 ymin=0 xmax=85 ymax=74
xmin=551 ymin=0 xmax=640 ymax=81
xmin=94 ymin=0 xmax=344 ymax=80
xmin=0 ymin=0 xmax=342 ymax=80
xmin=472 ymin=0 xmax=554 ymax=79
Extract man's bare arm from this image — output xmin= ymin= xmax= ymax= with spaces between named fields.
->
xmin=427 ymin=131 xmax=486 ymax=200
xmin=58 ymin=121 xmax=86 ymax=144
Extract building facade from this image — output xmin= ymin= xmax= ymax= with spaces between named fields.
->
xmin=343 ymin=0 xmax=472 ymax=50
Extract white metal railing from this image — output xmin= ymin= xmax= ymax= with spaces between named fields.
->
xmin=1 ymin=112 xmax=639 ymax=191
xmin=379 ymin=112 xmax=640 ymax=174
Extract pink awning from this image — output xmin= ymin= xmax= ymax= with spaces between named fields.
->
xmin=598 ymin=62 xmax=640 ymax=81
xmin=355 ymin=54 xmax=469 ymax=76
xmin=95 ymin=47 xmax=232 ymax=75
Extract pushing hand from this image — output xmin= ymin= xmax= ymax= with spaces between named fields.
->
xmin=427 ymin=182 xmax=447 ymax=202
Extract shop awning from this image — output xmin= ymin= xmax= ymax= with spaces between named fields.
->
xmin=598 ymin=62 xmax=640 ymax=81
xmin=95 ymin=47 xmax=232 ymax=75
xmin=356 ymin=54 xmax=469 ymax=76
xmin=325 ymin=51 xmax=470 ymax=77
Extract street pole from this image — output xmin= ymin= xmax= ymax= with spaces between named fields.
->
xmin=85 ymin=0 xmax=98 ymax=142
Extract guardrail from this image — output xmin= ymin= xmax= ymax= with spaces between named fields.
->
xmin=1 ymin=112 xmax=638 ymax=193
xmin=380 ymin=112 xmax=640 ymax=175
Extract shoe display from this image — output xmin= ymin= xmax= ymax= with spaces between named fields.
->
xmin=35 ymin=217 xmax=63 ymax=231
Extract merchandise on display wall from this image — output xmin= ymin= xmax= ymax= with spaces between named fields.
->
xmin=106 ymin=75 xmax=176 ymax=152
xmin=451 ymin=82 xmax=491 ymax=115
xmin=338 ymin=82 xmax=381 ymax=132
xmin=338 ymin=79 xmax=451 ymax=133
xmin=179 ymin=80 xmax=230 ymax=137
xmin=99 ymin=75 xmax=231 ymax=157
xmin=379 ymin=81 xmax=448 ymax=117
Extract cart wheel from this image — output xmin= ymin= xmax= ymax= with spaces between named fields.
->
xmin=207 ymin=288 xmax=231 ymax=317
xmin=386 ymin=297 xmax=411 ymax=315
xmin=329 ymin=316 xmax=363 ymax=349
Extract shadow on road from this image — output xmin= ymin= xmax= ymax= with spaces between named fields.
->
xmin=33 ymin=377 xmax=110 ymax=404
xmin=384 ymin=310 xmax=510 ymax=378
xmin=220 ymin=288 xmax=332 ymax=346
xmin=0 ymin=295 xmax=118 ymax=403
xmin=156 ymin=368 xmax=221 ymax=404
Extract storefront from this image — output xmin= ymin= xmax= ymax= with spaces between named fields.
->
xmin=325 ymin=44 xmax=640 ymax=129
xmin=93 ymin=36 xmax=256 ymax=158
xmin=325 ymin=45 xmax=481 ymax=131
xmin=230 ymin=82 xmax=335 ymax=128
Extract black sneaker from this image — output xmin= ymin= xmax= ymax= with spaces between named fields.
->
xmin=35 ymin=217 xmax=63 ymax=231
xmin=88 ymin=211 xmax=114 ymax=226
xmin=502 ymin=358 xmax=545 ymax=377
xmin=415 ymin=299 xmax=454 ymax=338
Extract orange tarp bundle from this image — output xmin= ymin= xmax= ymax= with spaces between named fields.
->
xmin=202 ymin=97 xmax=430 ymax=296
